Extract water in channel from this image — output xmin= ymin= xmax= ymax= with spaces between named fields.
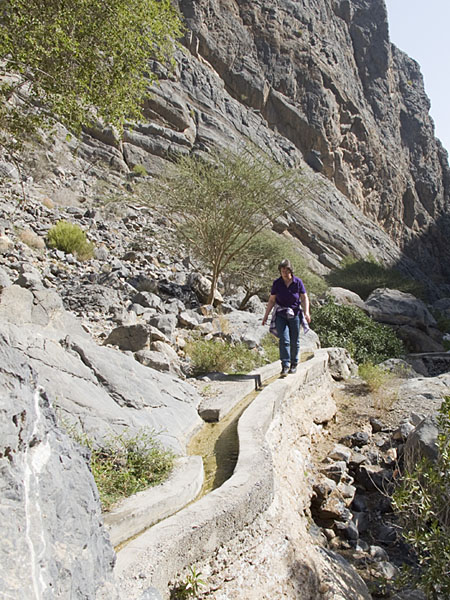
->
xmin=188 ymin=375 xmax=279 ymax=499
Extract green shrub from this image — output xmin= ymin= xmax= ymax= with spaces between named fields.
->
xmin=261 ymin=332 xmax=280 ymax=364
xmin=131 ymin=164 xmax=148 ymax=177
xmin=392 ymin=397 xmax=450 ymax=598
xmin=47 ymin=220 xmax=94 ymax=260
xmin=358 ymin=362 xmax=393 ymax=393
xmin=326 ymin=255 xmax=424 ymax=300
xmin=185 ymin=338 xmax=265 ymax=375
xmin=311 ymin=299 xmax=405 ymax=364
xmin=82 ymin=430 xmax=174 ymax=511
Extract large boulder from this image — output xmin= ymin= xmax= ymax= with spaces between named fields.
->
xmin=364 ymin=288 xmax=443 ymax=352
xmin=328 ymin=287 xmax=366 ymax=311
xmin=0 ymin=283 xmax=202 ymax=455
xmin=364 ymin=288 xmax=436 ymax=329
xmin=1 ymin=348 xmax=117 ymax=600
xmin=404 ymin=416 xmax=439 ymax=472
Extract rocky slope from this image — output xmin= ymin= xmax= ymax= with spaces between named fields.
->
xmin=1 ymin=0 xmax=450 ymax=598
xmin=2 ymin=1 xmax=449 ymax=297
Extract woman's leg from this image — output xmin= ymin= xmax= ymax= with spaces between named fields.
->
xmin=288 ymin=315 xmax=301 ymax=367
xmin=275 ymin=313 xmax=290 ymax=368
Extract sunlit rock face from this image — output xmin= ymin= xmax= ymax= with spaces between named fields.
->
xmin=136 ymin=0 xmax=448 ymax=291
xmin=0 ymin=350 xmax=116 ymax=600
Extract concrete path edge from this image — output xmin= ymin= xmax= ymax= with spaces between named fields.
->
xmin=114 ymin=350 xmax=332 ymax=599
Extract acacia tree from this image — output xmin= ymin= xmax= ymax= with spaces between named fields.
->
xmin=224 ymin=230 xmax=327 ymax=309
xmin=153 ymin=146 xmax=310 ymax=305
xmin=0 ymin=0 xmax=183 ymax=146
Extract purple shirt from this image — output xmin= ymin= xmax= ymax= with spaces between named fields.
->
xmin=271 ymin=275 xmax=306 ymax=315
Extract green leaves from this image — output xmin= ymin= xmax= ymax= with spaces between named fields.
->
xmin=150 ymin=145 xmax=310 ymax=304
xmin=0 ymin=0 xmax=184 ymax=146
xmin=89 ymin=429 xmax=175 ymax=511
xmin=46 ymin=220 xmax=94 ymax=260
xmin=311 ymin=298 xmax=405 ymax=364
xmin=392 ymin=397 xmax=450 ymax=598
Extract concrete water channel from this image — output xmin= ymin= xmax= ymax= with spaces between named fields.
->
xmin=188 ymin=374 xmax=279 ymax=498
xmin=113 ymin=350 xmax=335 ymax=599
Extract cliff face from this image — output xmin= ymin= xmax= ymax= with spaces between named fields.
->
xmin=172 ymin=0 xmax=450 ymax=286
xmin=3 ymin=1 xmax=448 ymax=291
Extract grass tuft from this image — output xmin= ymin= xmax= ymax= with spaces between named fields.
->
xmin=47 ymin=220 xmax=94 ymax=260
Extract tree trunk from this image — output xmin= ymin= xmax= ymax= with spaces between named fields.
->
xmin=238 ymin=290 xmax=254 ymax=310
xmin=208 ymin=267 xmax=220 ymax=305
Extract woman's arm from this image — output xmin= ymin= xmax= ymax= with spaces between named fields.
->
xmin=300 ymin=292 xmax=311 ymax=323
xmin=262 ymin=294 xmax=277 ymax=325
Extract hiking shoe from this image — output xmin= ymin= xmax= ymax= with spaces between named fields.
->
xmin=289 ymin=365 xmax=297 ymax=374
xmin=280 ymin=365 xmax=289 ymax=377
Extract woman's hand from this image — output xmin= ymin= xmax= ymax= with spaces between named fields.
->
xmin=263 ymin=294 xmax=277 ymax=326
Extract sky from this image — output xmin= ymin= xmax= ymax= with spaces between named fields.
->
xmin=384 ymin=0 xmax=450 ymax=153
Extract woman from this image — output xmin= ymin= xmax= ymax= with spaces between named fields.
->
xmin=262 ymin=259 xmax=311 ymax=376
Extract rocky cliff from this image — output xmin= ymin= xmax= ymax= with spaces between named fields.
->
xmin=3 ymin=1 xmax=448 ymax=294
xmin=175 ymin=0 xmax=450 ymax=288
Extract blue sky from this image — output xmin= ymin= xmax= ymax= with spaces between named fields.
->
xmin=384 ymin=0 xmax=450 ymax=153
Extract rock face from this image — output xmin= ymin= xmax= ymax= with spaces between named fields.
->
xmin=4 ymin=2 xmax=449 ymax=297
xmin=0 ymin=284 xmax=203 ymax=455
xmin=0 ymin=349 xmax=116 ymax=600
xmin=174 ymin=0 xmax=450 ymax=286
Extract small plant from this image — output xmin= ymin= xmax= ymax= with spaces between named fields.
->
xmin=358 ymin=362 xmax=392 ymax=393
xmin=358 ymin=362 xmax=397 ymax=410
xmin=392 ymin=397 xmax=450 ymax=598
xmin=47 ymin=220 xmax=94 ymax=260
xmin=91 ymin=430 xmax=175 ymax=511
xmin=61 ymin=424 xmax=175 ymax=511
xmin=41 ymin=197 xmax=54 ymax=209
xmin=185 ymin=337 xmax=265 ymax=375
xmin=261 ymin=332 xmax=279 ymax=364
xmin=311 ymin=298 xmax=405 ymax=364
xmin=131 ymin=163 xmax=148 ymax=177
xmin=172 ymin=566 xmax=205 ymax=599
xmin=18 ymin=228 xmax=46 ymax=250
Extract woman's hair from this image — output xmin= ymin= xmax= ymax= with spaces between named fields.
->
xmin=278 ymin=259 xmax=293 ymax=274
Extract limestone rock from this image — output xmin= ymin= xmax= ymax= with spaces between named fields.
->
xmin=104 ymin=323 xmax=151 ymax=352
xmin=1 ymin=350 xmax=116 ymax=600
xmin=364 ymin=288 xmax=437 ymax=329
xmin=404 ymin=415 xmax=439 ymax=471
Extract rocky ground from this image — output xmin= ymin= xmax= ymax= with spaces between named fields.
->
xmin=1 ymin=175 xmax=449 ymax=600
xmin=171 ymin=368 xmax=449 ymax=600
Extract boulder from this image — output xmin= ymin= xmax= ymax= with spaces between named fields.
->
xmin=187 ymin=272 xmax=223 ymax=306
xmin=0 ymin=284 xmax=87 ymax=336
xmin=104 ymin=323 xmax=151 ymax=352
xmin=404 ymin=416 xmax=439 ymax=471
xmin=396 ymin=324 xmax=444 ymax=353
xmin=149 ymin=314 xmax=178 ymax=342
xmin=1 ymin=349 xmax=117 ymax=600
xmin=328 ymin=287 xmax=366 ymax=311
xmin=326 ymin=348 xmax=358 ymax=380
xmin=364 ymin=288 xmax=436 ymax=329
